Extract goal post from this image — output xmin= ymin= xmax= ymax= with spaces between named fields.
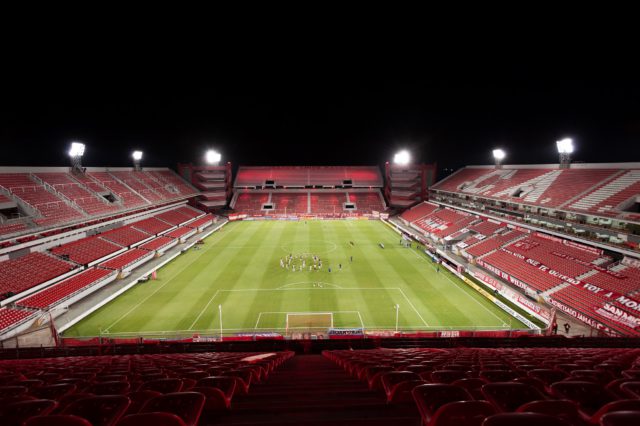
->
xmin=285 ymin=312 xmax=334 ymax=332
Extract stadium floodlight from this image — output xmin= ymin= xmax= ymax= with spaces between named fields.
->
xmin=393 ymin=150 xmax=411 ymax=165
xmin=132 ymin=150 xmax=143 ymax=171
xmin=205 ymin=149 xmax=222 ymax=165
xmin=492 ymin=148 xmax=506 ymax=168
xmin=68 ymin=142 xmax=85 ymax=158
xmin=556 ymin=138 xmax=574 ymax=154
xmin=68 ymin=142 xmax=86 ymax=172
xmin=556 ymin=138 xmax=574 ymax=168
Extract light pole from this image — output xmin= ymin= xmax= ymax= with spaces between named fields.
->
xmin=394 ymin=150 xmax=411 ymax=166
xmin=132 ymin=151 xmax=143 ymax=171
xmin=68 ymin=142 xmax=86 ymax=173
xmin=556 ymin=138 xmax=574 ymax=169
xmin=206 ymin=149 xmax=222 ymax=165
xmin=492 ymin=149 xmax=506 ymax=169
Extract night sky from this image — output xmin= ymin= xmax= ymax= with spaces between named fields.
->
xmin=2 ymin=25 xmax=639 ymax=179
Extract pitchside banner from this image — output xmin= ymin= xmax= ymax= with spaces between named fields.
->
xmin=328 ymin=328 xmax=364 ymax=336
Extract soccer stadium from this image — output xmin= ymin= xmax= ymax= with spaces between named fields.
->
xmin=0 ymin=144 xmax=639 ymax=425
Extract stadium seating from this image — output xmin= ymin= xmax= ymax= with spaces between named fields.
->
xmin=432 ymin=166 xmax=640 ymax=219
xmin=0 ymin=222 xmax=28 ymax=236
xmin=50 ymin=237 xmax=123 ymax=265
xmin=0 ymin=307 xmax=36 ymax=333
xmin=110 ymin=171 xmax=164 ymax=203
xmin=148 ymin=170 xmax=198 ymax=197
xmin=235 ymin=166 xmax=383 ymax=187
xmin=185 ymin=214 xmax=214 ymax=229
xmin=463 ymin=230 xmax=525 ymax=259
xmin=139 ymin=236 xmax=176 ymax=252
xmin=88 ymin=172 xmax=148 ymax=209
xmin=0 ymin=174 xmax=86 ymax=226
xmin=155 ymin=209 xmax=193 ymax=226
xmin=309 ymin=193 xmax=344 ymax=214
xmin=0 ymin=252 xmax=77 ymax=296
xmin=479 ymin=249 xmax=561 ymax=292
xmin=35 ymin=173 xmax=119 ymax=216
xmin=400 ymin=202 xmax=439 ymax=223
xmin=271 ymin=193 xmax=308 ymax=215
xmin=347 ymin=191 xmax=386 ymax=213
xmin=99 ymin=248 xmax=153 ymax=270
xmin=99 ymin=226 xmax=151 ymax=247
xmin=131 ymin=217 xmax=174 ymax=235
xmin=16 ymin=268 xmax=116 ymax=310
xmin=165 ymin=227 xmax=194 ymax=239
xmin=0 ymin=351 xmax=294 ymax=425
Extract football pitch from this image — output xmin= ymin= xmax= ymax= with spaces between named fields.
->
xmin=62 ymin=220 xmax=526 ymax=338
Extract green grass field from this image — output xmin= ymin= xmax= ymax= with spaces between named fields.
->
xmin=62 ymin=220 xmax=526 ymax=338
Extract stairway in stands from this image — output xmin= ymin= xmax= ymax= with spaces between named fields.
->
xmin=216 ymin=354 xmax=421 ymax=426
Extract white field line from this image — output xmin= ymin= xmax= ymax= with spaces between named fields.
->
xmin=97 ymin=323 xmax=510 ymax=336
xmin=407 ymin=247 xmax=507 ymax=326
xmin=395 ymin=287 xmax=430 ymax=327
xmin=356 ymin=311 xmax=365 ymax=329
xmin=102 ymin=229 xmax=232 ymax=332
xmin=188 ymin=290 xmax=220 ymax=330
xmin=254 ymin=312 xmax=263 ymax=331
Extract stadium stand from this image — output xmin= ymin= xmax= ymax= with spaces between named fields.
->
xmin=271 ymin=192 xmax=308 ymax=215
xmin=165 ymin=227 xmax=195 ymax=239
xmin=109 ymin=171 xmax=164 ymax=203
xmin=88 ymin=172 xmax=149 ymax=208
xmin=35 ymin=173 xmax=119 ymax=216
xmin=0 ymin=351 xmax=294 ymax=425
xmin=149 ymin=170 xmax=199 ymax=197
xmin=235 ymin=166 xmax=383 ymax=187
xmin=347 ymin=191 xmax=386 ymax=213
xmin=50 ymin=236 xmax=123 ymax=265
xmin=0 ymin=252 xmax=77 ymax=296
xmin=399 ymin=202 xmax=439 ymax=223
xmin=432 ymin=165 xmax=640 ymax=220
xmin=155 ymin=209 xmax=194 ymax=226
xmin=0 ymin=173 xmax=86 ymax=226
xmin=139 ymin=236 xmax=176 ymax=252
xmin=184 ymin=214 xmax=215 ymax=229
xmin=131 ymin=217 xmax=174 ymax=235
xmin=0 ymin=307 xmax=36 ymax=333
xmin=233 ymin=193 xmax=269 ymax=216
xmin=16 ymin=268 xmax=117 ymax=310
xmin=0 ymin=222 xmax=28 ymax=236
xmin=99 ymin=226 xmax=152 ymax=247
xmin=99 ymin=248 xmax=154 ymax=271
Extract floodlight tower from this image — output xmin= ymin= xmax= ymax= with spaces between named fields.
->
xmin=68 ymin=142 xmax=86 ymax=173
xmin=556 ymin=138 xmax=574 ymax=169
xmin=492 ymin=148 xmax=506 ymax=169
xmin=205 ymin=149 xmax=221 ymax=165
xmin=132 ymin=150 xmax=143 ymax=171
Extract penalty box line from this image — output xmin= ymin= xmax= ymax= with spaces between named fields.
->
xmin=190 ymin=287 xmax=428 ymax=330
xmin=255 ymin=311 xmax=364 ymax=331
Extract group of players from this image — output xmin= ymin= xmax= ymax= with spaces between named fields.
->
xmin=280 ymin=254 xmax=323 ymax=272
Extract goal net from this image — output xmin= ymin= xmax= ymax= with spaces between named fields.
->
xmin=285 ymin=312 xmax=334 ymax=332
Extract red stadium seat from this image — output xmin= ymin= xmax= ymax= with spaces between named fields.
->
xmin=0 ymin=399 xmax=59 ymax=426
xmin=620 ymin=382 xmax=640 ymax=399
xmin=140 ymin=392 xmax=205 ymax=426
xmin=430 ymin=400 xmax=497 ymax=426
xmin=116 ymin=412 xmax=187 ymax=426
xmin=24 ymin=414 xmax=93 ymax=426
xmin=600 ymin=411 xmax=640 ymax=426
xmin=89 ymin=381 xmax=131 ymax=395
xmin=61 ymin=395 xmax=130 ymax=426
xmin=139 ymin=379 xmax=183 ymax=394
xmin=482 ymin=412 xmax=572 ymax=425
xmin=590 ymin=400 xmax=640 ymax=424
xmin=481 ymin=382 xmax=547 ymax=412
xmin=515 ymin=399 xmax=584 ymax=426
xmin=412 ymin=384 xmax=473 ymax=425
xmin=196 ymin=376 xmax=236 ymax=403
xmin=124 ymin=391 xmax=162 ymax=415
xmin=550 ymin=381 xmax=616 ymax=415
